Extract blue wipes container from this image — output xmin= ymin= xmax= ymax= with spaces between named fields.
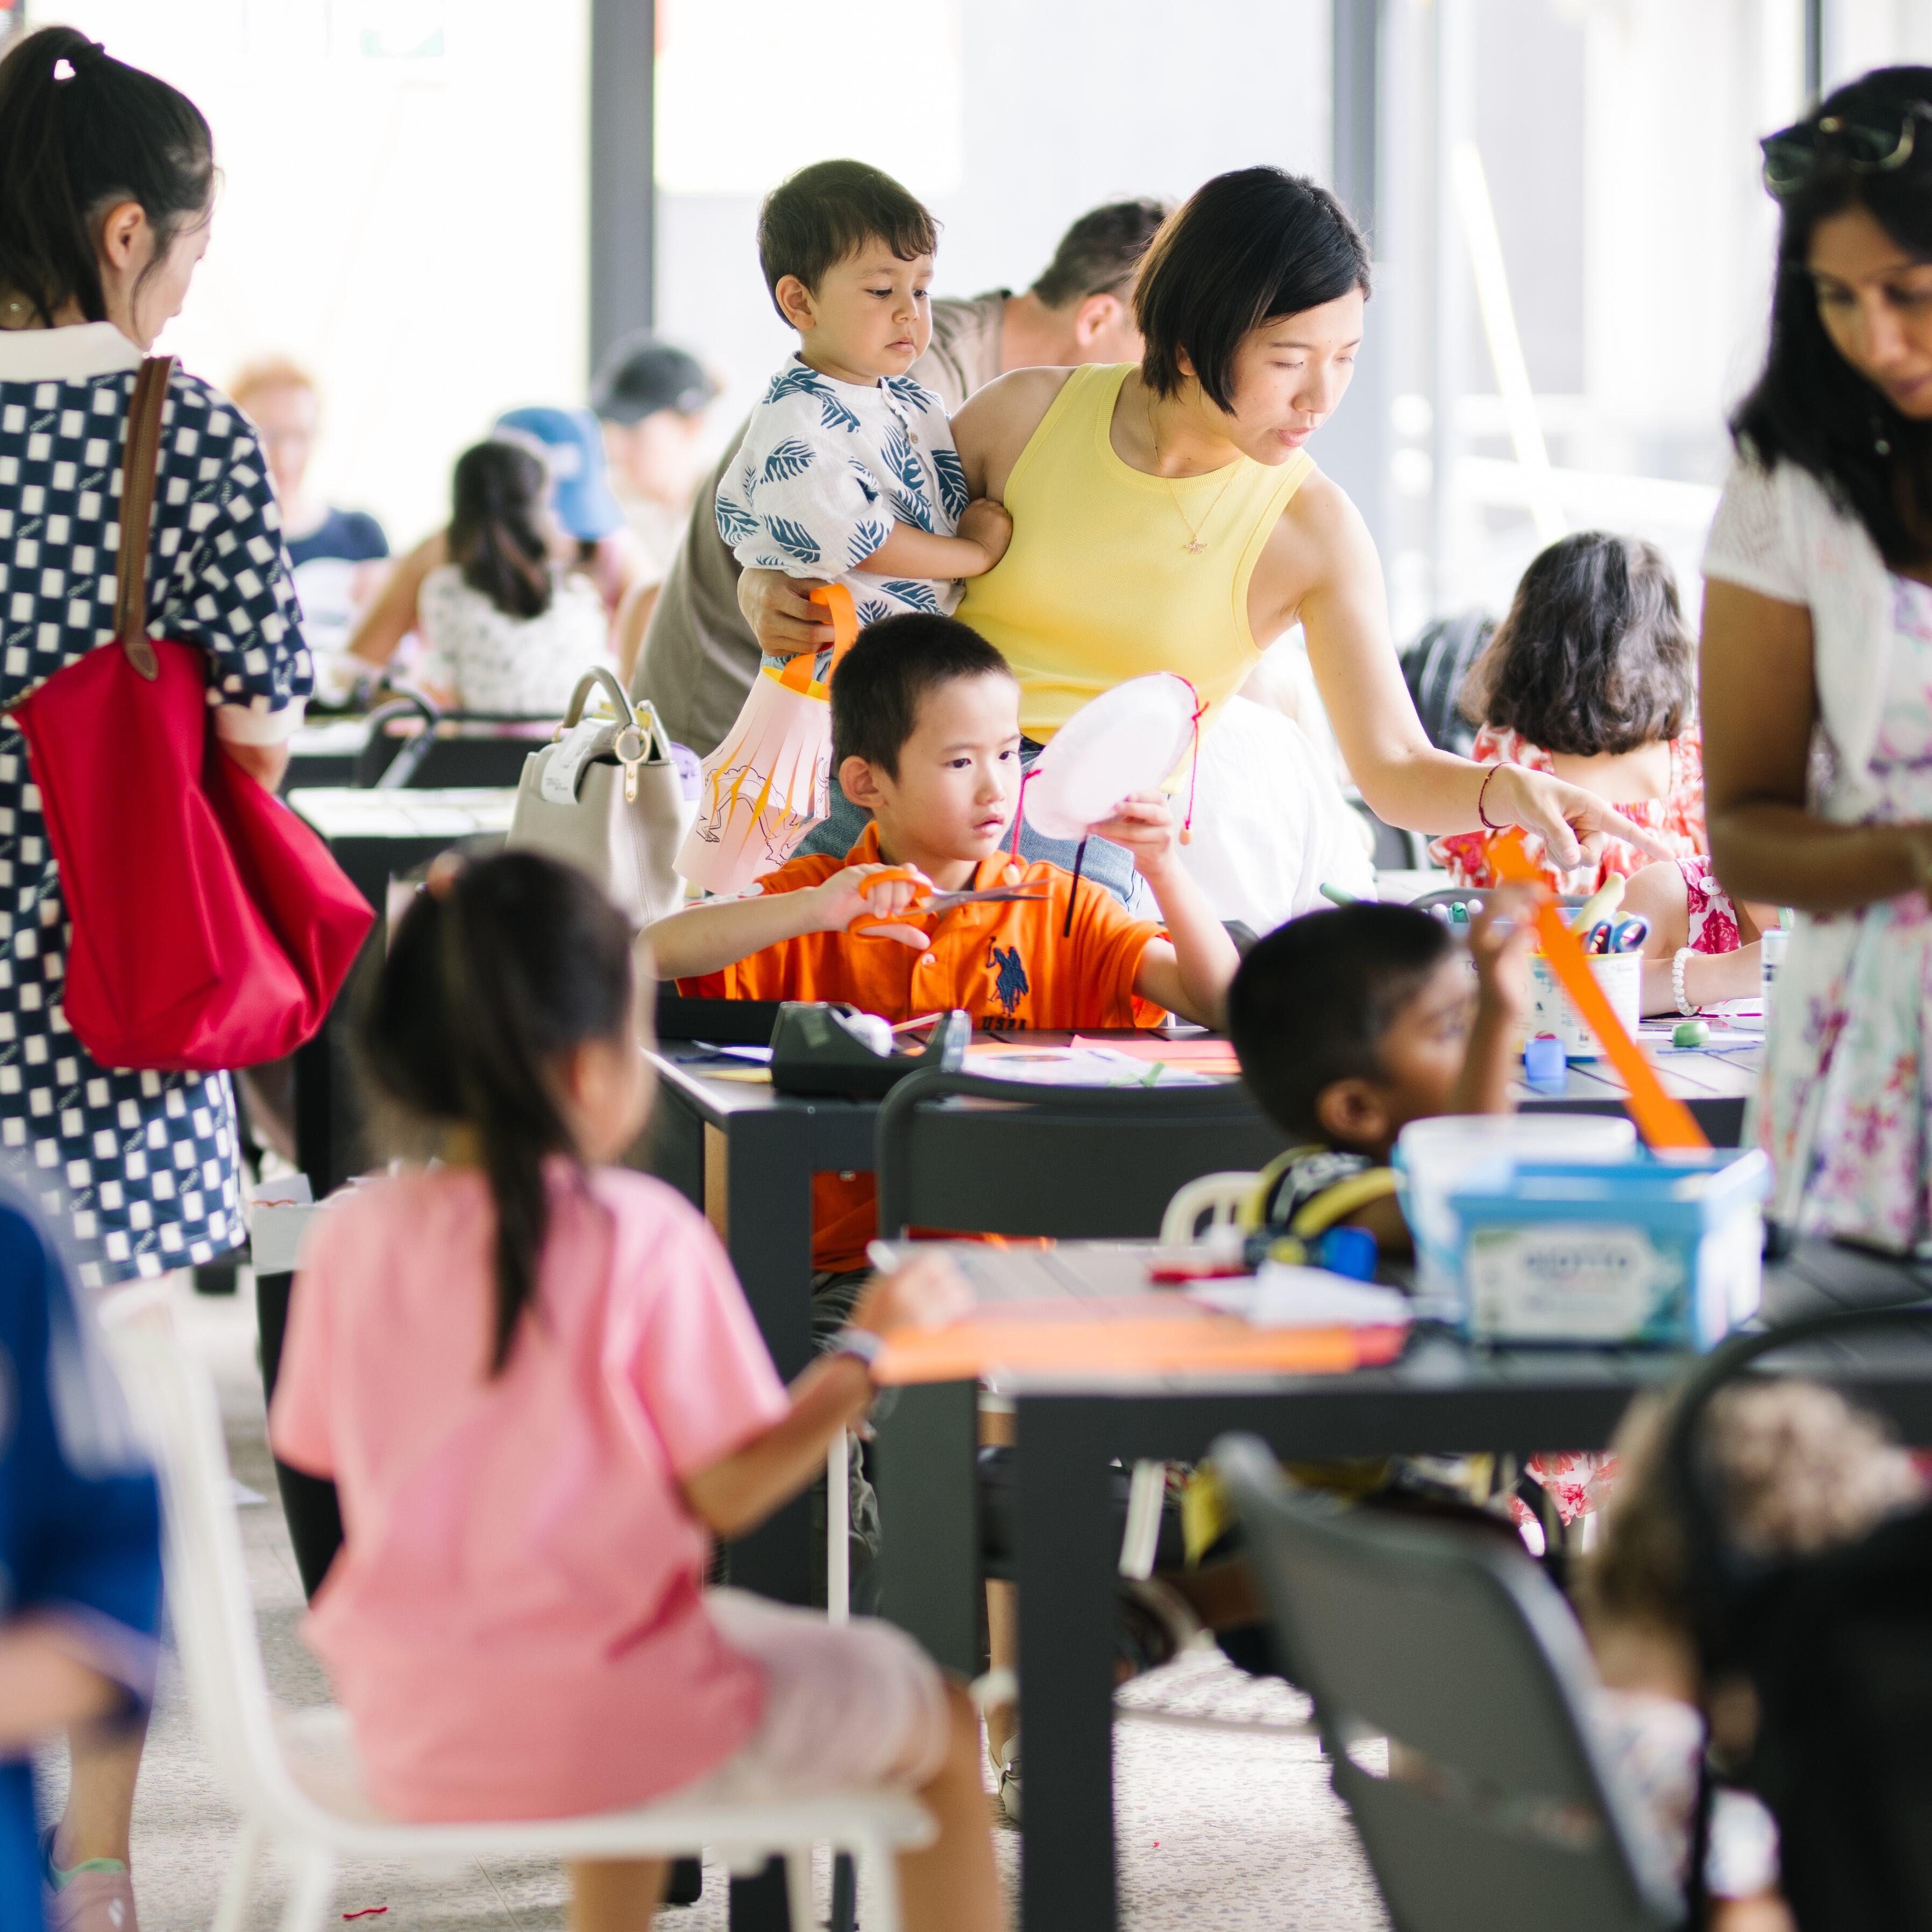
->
xmin=1442 ymin=1149 xmax=1772 ymax=1348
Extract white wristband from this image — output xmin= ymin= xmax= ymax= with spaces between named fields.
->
xmin=1672 ymin=946 xmax=1701 ymax=1018
xmin=828 ymin=1326 xmax=883 ymax=1379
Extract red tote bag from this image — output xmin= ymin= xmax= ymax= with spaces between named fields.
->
xmin=9 ymin=357 xmax=373 ymax=1072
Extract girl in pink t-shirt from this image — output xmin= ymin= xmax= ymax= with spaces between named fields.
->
xmin=269 ymin=851 xmax=997 ymax=1932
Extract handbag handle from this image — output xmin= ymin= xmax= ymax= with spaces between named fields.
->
xmin=114 ymin=357 xmax=176 ymax=683
xmin=562 ymin=665 xmax=639 ymax=733
xmin=560 ymin=667 xmax=674 ymax=763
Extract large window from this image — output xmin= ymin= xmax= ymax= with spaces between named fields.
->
xmin=34 ymin=0 xmax=590 ymax=548
xmin=652 ymin=0 xmax=1331 ymax=445
xmin=1371 ymin=0 xmax=1806 ymax=642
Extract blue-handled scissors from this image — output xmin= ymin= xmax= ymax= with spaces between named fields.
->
xmin=1606 ymin=916 xmax=1650 ymax=954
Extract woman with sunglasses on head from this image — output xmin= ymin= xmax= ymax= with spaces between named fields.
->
xmin=1704 ymin=68 xmax=1932 ymax=1249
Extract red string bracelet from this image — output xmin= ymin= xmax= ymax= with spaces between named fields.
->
xmin=1477 ymin=762 xmax=1505 ymax=833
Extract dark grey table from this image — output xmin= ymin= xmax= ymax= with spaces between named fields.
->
xmin=870 ymin=1237 xmax=1932 ymax=1932
xmin=647 ymin=1045 xmax=880 ymax=1606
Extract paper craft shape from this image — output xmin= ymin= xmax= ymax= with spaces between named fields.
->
xmin=677 ymin=584 xmax=858 ymax=897
xmin=1022 ymin=673 xmax=1201 ymax=842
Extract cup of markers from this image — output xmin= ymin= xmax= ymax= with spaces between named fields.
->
xmin=1525 ymin=879 xmax=1647 ymax=1062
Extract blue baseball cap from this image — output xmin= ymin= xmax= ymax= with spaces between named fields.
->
xmin=492 ymin=404 xmax=625 ymax=543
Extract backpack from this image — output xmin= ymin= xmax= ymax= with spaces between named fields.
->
xmin=1398 ymin=610 xmax=1494 ymax=758
xmin=1665 ymin=1302 xmax=1932 ymax=1930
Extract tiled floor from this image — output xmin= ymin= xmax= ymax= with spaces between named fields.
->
xmin=38 ymin=1277 xmax=1388 ymax=1929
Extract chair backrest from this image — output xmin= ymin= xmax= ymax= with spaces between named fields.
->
xmin=1399 ymin=609 xmax=1491 ymax=759
xmin=1214 ymin=1435 xmax=1683 ymax=1932
xmin=873 ymin=1069 xmax=1289 ymax=1241
xmin=1158 ymin=1171 xmax=1260 ymax=1247
xmin=103 ymin=1318 xmax=318 ymax=1836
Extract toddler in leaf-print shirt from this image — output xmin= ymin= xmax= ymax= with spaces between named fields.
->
xmin=717 ymin=160 xmax=1010 ymax=679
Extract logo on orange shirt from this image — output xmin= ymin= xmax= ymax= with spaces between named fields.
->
xmin=989 ymin=940 xmax=1029 ymax=1017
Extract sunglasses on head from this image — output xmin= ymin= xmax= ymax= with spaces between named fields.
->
xmin=1763 ymin=101 xmax=1932 ymax=196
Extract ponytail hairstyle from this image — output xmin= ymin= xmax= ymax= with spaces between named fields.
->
xmin=357 ymin=851 xmax=637 ymax=1375
xmin=0 ymin=26 xmax=215 ymax=328
xmin=448 ymin=441 xmax=554 ymax=622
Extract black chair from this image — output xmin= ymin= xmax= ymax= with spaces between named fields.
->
xmin=1215 ymin=1433 xmax=1684 ymax=1932
xmin=353 ymin=687 xmax=552 ymax=791
xmin=873 ymin=1066 xmax=1291 ymax=1240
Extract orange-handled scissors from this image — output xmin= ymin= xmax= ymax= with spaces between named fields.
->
xmin=847 ymin=864 xmax=1050 ymax=943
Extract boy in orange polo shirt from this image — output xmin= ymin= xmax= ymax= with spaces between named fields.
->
xmin=647 ymin=612 xmax=1241 ymax=1275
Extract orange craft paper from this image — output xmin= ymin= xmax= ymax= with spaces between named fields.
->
xmin=1487 ymin=830 xmax=1708 ymax=1151
xmin=872 ymin=1294 xmax=1407 ymax=1384
xmin=1067 ymin=1035 xmax=1244 ymax=1074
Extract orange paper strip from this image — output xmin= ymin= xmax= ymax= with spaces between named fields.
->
xmin=873 ymin=1295 xmax=1405 ymax=1384
xmin=1487 ymin=830 xmax=1709 ymax=1150
xmin=1067 ymin=1034 xmax=1244 ymax=1072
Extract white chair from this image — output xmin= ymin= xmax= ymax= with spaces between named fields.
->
xmin=105 ymin=1315 xmax=933 ymax=1932
xmin=1158 ymin=1169 xmax=1262 ymax=1247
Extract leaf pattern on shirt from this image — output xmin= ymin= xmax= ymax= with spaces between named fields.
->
xmin=762 ymin=438 xmax=816 ymax=482
xmin=715 ymin=494 xmax=759 ymax=545
xmin=818 ymin=390 xmax=862 ymax=434
xmin=856 ymin=597 xmax=893 ymax=626
xmin=880 ymin=578 xmax=942 ymax=613
xmin=765 ymin=363 xmax=829 ymax=406
xmin=767 ymin=517 xmax=822 ymax=567
xmin=881 ymin=418 xmax=925 ymax=499
xmin=888 ymin=488 xmax=934 ymax=534
xmin=848 ymin=460 xmax=880 ymax=505
xmin=883 ymin=374 xmax=937 ymax=414
xmin=846 ymin=518 xmax=892 ymax=569
xmin=932 ymin=445 xmax=969 ymax=520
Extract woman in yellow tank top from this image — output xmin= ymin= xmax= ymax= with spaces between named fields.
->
xmin=751 ymin=169 xmax=1666 ymax=900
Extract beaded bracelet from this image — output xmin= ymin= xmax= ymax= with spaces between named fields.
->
xmin=1672 ymin=946 xmax=1701 ymax=1018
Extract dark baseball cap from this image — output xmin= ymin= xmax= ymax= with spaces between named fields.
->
xmin=591 ymin=333 xmax=720 ymax=425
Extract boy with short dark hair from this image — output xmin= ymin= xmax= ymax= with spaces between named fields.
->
xmin=647 ymin=611 xmax=1240 ymax=1271
xmin=1226 ymin=898 xmax=1532 ymax=1254
xmin=718 ymin=161 xmax=1013 ymax=677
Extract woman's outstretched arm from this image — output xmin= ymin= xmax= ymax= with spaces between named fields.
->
xmin=1277 ymin=475 xmax=1671 ymax=870
xmin=1701 ymin=578 xmax=1930 ymax=910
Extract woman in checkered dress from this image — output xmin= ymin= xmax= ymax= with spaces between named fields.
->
xmin=0 ymin=32 xmax=310 ymax=1299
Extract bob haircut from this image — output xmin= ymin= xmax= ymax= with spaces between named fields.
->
xmin=1460 ymin=531 xmax=1695 ymax=758
xmin=1135 ymin=168 xmax=1371 ymax=410
xmin=1734 ymin=66 xmax=1932 ymax=569
xmin=757 ymin=159 xmax=939 ymax=324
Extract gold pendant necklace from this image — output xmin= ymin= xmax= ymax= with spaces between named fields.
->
xmin=1148 ymin=390 xmax=1238 ymax=555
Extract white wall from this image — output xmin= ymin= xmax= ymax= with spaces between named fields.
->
xmin=40 ymin=0 xmax=591 ymax=552
xmin=653 ymin=0 xmax=1331 ymax=448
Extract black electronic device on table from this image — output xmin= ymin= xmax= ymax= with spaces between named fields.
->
xmin=770 ymin=1003 xmax=969 ymax=1099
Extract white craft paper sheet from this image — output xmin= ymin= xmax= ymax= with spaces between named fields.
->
xmin=1176 ymin=697 xmax=1375 ymax=933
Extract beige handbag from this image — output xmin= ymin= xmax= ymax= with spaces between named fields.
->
xmin=506 ymin=668 xmax=693 ymax=925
